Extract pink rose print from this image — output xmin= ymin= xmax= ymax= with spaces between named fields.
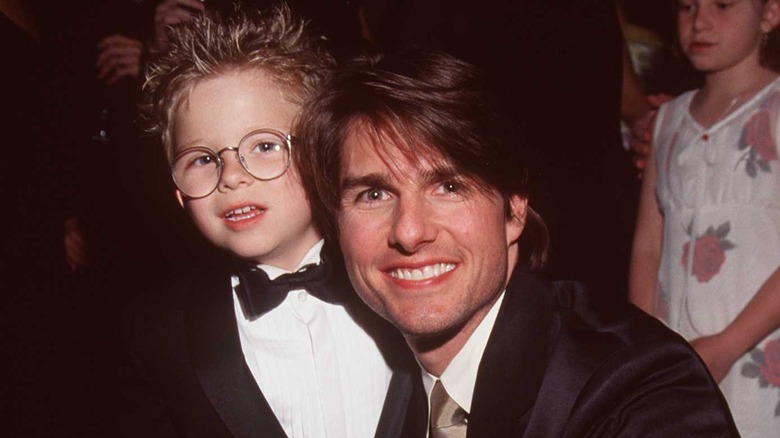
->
xmin=681 ymin=221 xmax=735 ymax=283
xmin=744 ymin=111 xmax=778 ymax=161
xmin=741 ymin=336 xmax=780 ymax=417
xmin=761 ymin=338 xmax=780 ymax=387
xmin=738 ymin=110 xmax=777 ymax=177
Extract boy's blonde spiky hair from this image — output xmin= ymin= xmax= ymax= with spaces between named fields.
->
xmin=140 ymin=5 xmax=335 ymax=161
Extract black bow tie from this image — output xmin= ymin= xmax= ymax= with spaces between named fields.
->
xmin=235 ymin=255 xmax=351 ymax=320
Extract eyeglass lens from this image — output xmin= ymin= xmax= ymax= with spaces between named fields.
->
xmin=171 ymin=130 xmax=290 ymax=198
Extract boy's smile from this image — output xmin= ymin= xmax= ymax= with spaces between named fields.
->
xmin=173 ymin=70 xmax=321 ymax=270
xmin=222 ymin=203 xmax=265 ymax=228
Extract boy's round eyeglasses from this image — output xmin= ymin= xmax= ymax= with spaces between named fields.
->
xmin=171 ymin=129 xmax=292 ymax=199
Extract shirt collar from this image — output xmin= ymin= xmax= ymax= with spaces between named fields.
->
xmin=257 ymin=239 xmax=324 ymax=280
xmin=421 ymin=291 xmax=505 ymax=413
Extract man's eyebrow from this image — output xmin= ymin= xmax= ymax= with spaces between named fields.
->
xmin=420 ymin=165 xmax=461 ymax=184
xmin=340 ymin=165 xmax=464 ymax=193
xmin=340 ymin=173 xmax=391 ymax=193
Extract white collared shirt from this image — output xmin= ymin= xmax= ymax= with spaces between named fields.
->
xmin=232 ymin=240 xmax=393 ymax=438
xmin=422 ymin=292 xmax=506 ymax=422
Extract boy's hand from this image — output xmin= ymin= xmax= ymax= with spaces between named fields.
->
xmin=153 ymin=0 xmax=205 ymax=52
xmin=96 ymin=34 xmax=144 ymax=85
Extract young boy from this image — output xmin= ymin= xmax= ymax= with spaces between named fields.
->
xmin=120 ymin=7 xmax=418 ymax=437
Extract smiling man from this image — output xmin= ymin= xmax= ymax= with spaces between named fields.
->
xmin=297 ymin=50 xmax=739 ymax=437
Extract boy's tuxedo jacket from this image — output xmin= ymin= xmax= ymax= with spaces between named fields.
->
xmin=398 ymin=265 xmax=740 ymax=437
xmin=119 ymin=260 xmax=424 ymax=438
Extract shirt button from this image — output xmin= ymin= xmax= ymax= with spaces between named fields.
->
xmin=702 ymin=133 xmax=709 ymax=141
xmin=297 ymin=291 xmax=308 ymax=302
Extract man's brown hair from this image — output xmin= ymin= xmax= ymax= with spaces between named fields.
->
xmin=297 ymin=50 xmax=548 ymax=269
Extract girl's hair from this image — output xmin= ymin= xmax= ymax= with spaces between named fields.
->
xmin=139 ymin=5 xmax=335 ymax=161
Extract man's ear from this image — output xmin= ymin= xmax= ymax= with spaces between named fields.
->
xmin=762 ymin=0 xmax=780 ymax=33
xmin=175 ymin=190 xmax=185 ymax=208
xmin=506 ymin=194 xmax=528 ymax=246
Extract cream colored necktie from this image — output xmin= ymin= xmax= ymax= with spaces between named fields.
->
xmin=429 ymin=380 xmax=468 ymax=438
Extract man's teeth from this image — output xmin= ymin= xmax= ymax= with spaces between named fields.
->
xmin=389 ymin=263 xmax=455 ymax=281
xmin=226 ymin=206 xmax=260 ymax=221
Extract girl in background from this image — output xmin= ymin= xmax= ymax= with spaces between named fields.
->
xmin=631 ymin=1 xmax=780 ymax=436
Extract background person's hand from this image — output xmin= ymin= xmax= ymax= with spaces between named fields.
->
xmin=64 ymin=217 xmax=89 ymax=271
xmin=630 ymin=93 xmax=674 ymax=176
xmin=152 ymin=0 xmax=205 ymax=52
xmin=96 ymin=34 xmax=144 ymax=85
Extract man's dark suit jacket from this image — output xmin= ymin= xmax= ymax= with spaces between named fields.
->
xmin=398 ymin=265 xmax=739 ymax=437
xmin=119 ymin=261 xmax=420 ymax=438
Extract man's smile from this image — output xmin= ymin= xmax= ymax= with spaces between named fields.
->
xmin=387 ymin=263 xmax=456 ymax=281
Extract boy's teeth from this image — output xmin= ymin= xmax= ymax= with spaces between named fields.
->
xmin=389 ymin=263 xmax=455 ymax=281
xmin=226 ymin=205 xmax=259 ymax=220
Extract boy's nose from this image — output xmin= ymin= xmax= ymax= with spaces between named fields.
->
xmin=218 ymin=151 xmax=254 ymax=191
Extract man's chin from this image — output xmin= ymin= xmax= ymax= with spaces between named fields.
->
xmin=396 ymin=320 xmax=463 ymax=353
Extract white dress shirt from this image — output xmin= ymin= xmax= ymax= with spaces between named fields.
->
xmin=232 ymin=240 xmax=393 ymax=438
xmin=422 ymin=292 xmax=506 ymax=422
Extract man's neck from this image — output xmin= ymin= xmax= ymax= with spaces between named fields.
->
xmin=407 ymin=295 xmax=500 ymax=377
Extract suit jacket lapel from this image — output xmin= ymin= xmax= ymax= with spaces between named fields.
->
xmin=343 ymin=297 xmax=428 ymax=438
xmin=374 ymin=365 xmax=427 ymax=438
xmin=468 ymin=265 xmax=560 ymax=437
xmin=186 ymin=268 xmax=287 ymax=438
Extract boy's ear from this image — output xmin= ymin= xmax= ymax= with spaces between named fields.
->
xmin=762 ymin=0 xmax=780 ymax=33
xmin=175 ymin=190 xmax=185 ymax=208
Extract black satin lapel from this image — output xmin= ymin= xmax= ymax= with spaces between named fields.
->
xmin=341 ymin=293 xmax=427 ymax=438
xmin=186 ymin=270 xmax=287 ymax=438
xmin=374 ymin=366 xmax=427 ymax=438
xmin=374 ymin=370 xmax=412 ymax=438
xmin=468 ymin=265 xmax=559 ymax=437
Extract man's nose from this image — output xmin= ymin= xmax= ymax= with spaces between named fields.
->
xmin=389 ymin=196 xmax=437 ymax=254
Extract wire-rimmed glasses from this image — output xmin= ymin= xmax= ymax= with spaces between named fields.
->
xmin=171 ymin=129 xmax=292 ymax=199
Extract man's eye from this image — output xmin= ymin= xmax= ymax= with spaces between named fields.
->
xmin=435 ymin=180 xmax=463 ymax=195
xmin=443 ymin=181 xmax=458 ymax=193
xmin=715 ymin=2 xmax=732 ymax=10
xmin=358 ymin=188 xmax=389 ymax=203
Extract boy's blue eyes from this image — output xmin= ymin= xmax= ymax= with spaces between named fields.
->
xmin=250 ymin=142 xmax=282 ymax=154
xmin=190 ymin=154 xmax=216 ymax=168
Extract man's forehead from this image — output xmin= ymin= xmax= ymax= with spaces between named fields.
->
xmin=342 ymin=122 xmax=453 ymax=175
xmin=339 ymin=122 xmax=501 ymax=199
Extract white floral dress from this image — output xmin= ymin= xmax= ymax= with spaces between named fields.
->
xmin=653 ymin=77 xmax=780 ymax=437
